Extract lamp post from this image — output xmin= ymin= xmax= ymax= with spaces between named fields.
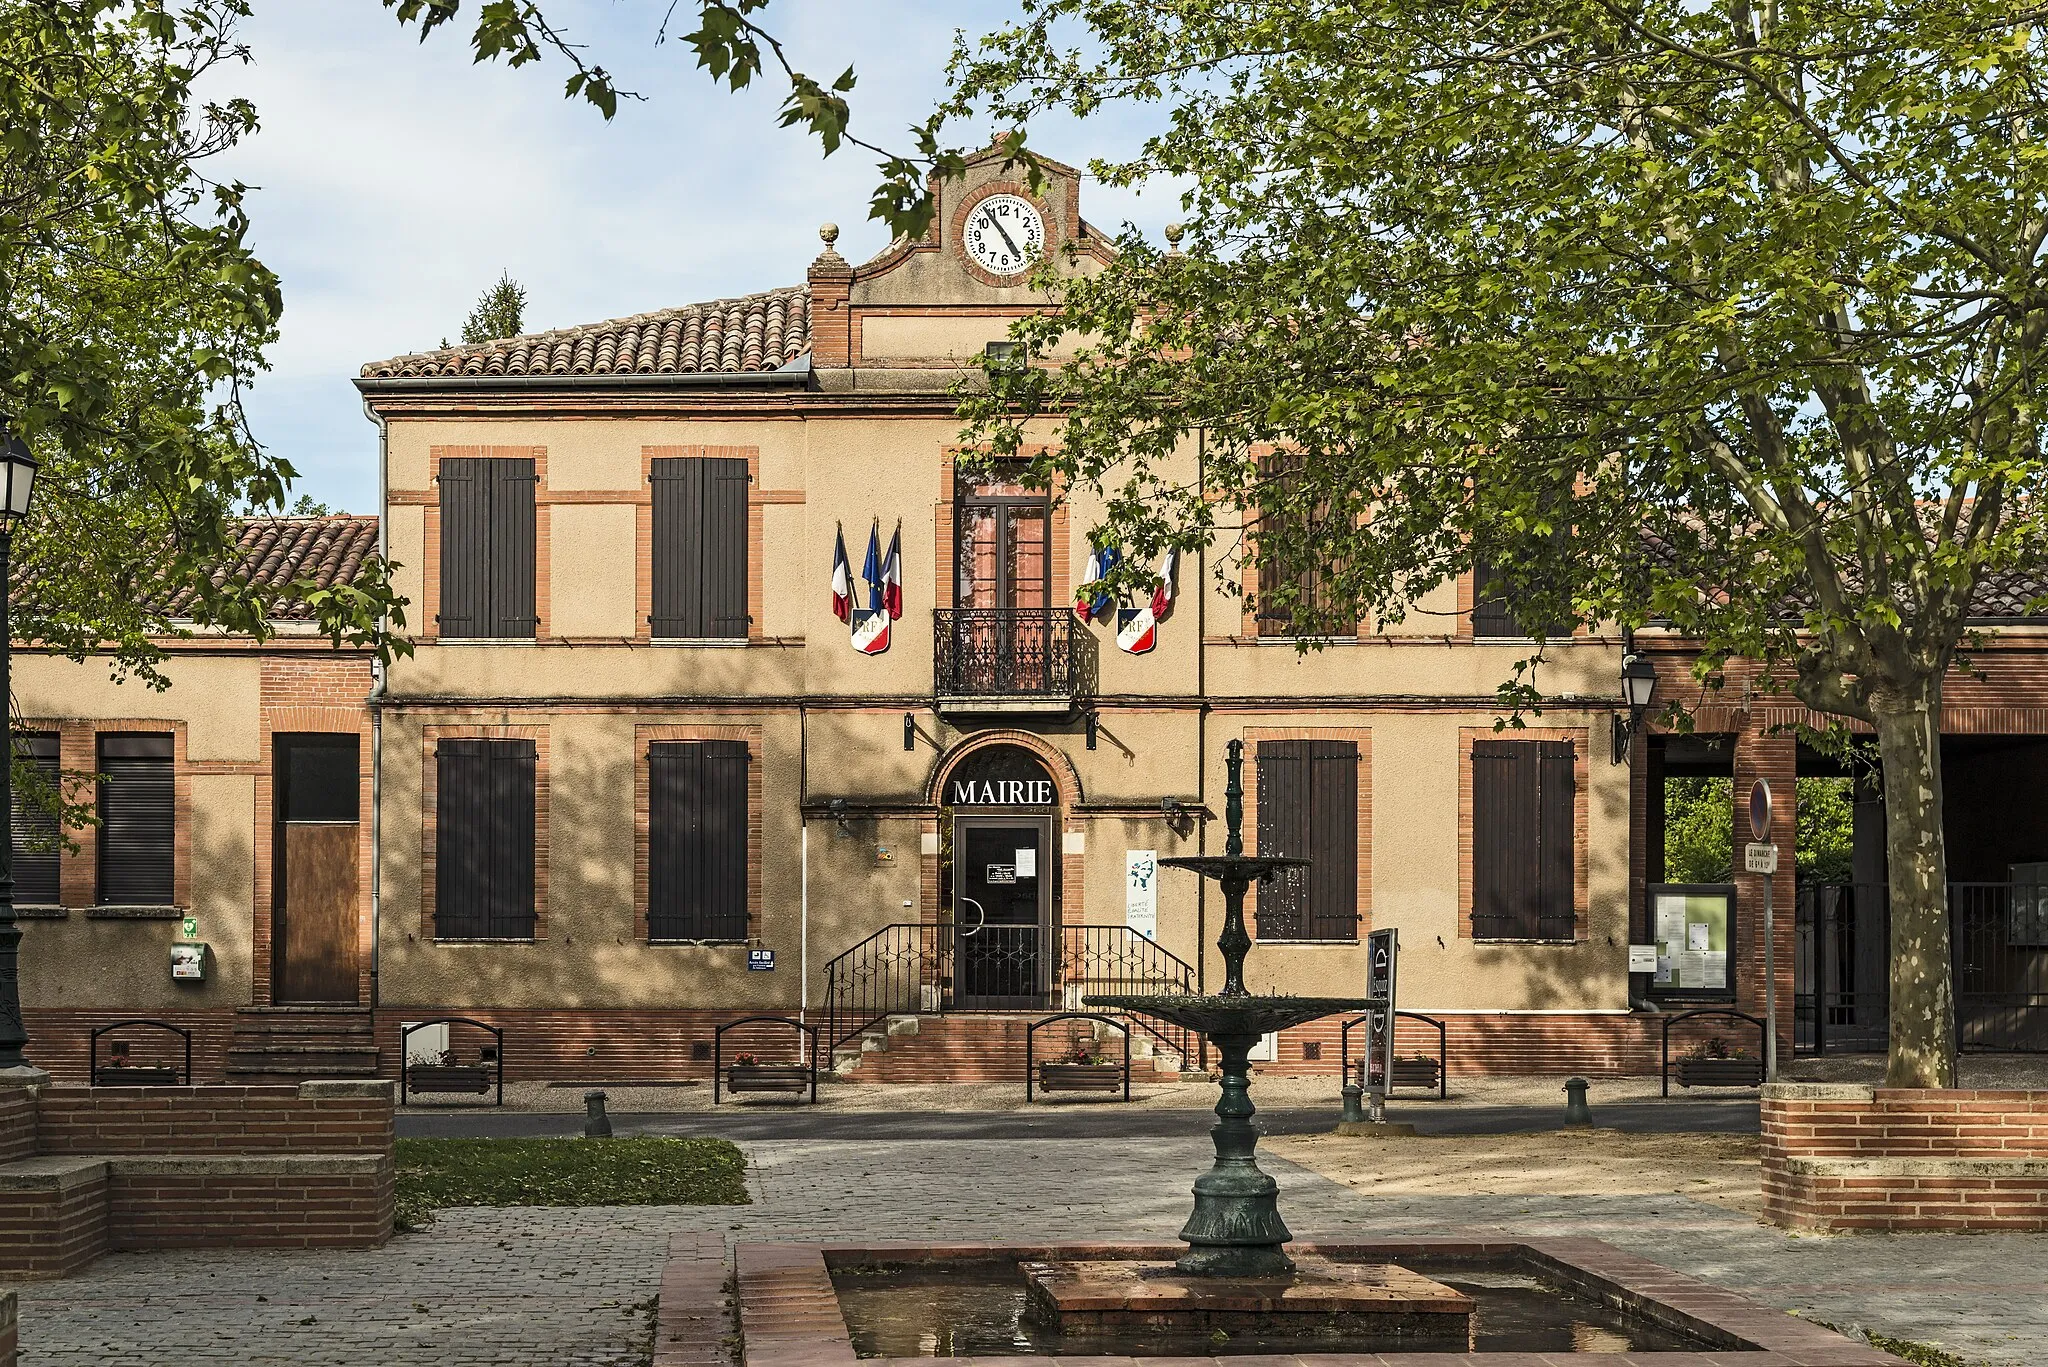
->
xmin=0 ymin=421 xmax=41 ymax=1081
xmin=1611 ymin=644 xmax=1659 ymax=764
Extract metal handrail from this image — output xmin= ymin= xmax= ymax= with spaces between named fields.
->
xmin=1026 ymin=1012 xmax=1132 ymax=1103
xmin=1339 ymin=1011 xmax=1447 ymax=1100
xmin=89 ymin=1019 xmax=192 ymax=1086
xmin=822 ymin=922 xmax=1198 ymax=1051
xmin=400 ymin=1016 xmax=505 ymax=1107
xmin=713 ymin=1015 xmax=818 ymax=1105
xmin=1660 ymin=1008 xmax=1766 ymax=1098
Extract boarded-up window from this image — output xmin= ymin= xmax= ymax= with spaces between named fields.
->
xmin=650 ymin=457 xmax=750 ymax=638
xmin=98 ymin=734 xmax=174 ymax=905
xmin=1472 ymin=739 xmax=1576 ymax=941
xmin=1255 ymin=739 xmax=1360 ymax=941
xmin=12 ymin=733 xmax=60 ymax=905
xmin=438 ymin=456 xmax=538 ymax=638
xmin=647 ymin=741 xmax=750 ymax=941
xmin=435 ymin=739 xmax=536 ymax=940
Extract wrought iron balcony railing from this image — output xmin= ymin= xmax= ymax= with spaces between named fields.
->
xmin=933 ymin=607 xmax=1093 ymax=702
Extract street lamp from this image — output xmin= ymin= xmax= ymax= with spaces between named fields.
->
xmin=0 ymin=420 xmax=40 ymax=1078
xmin=1611 ymin=647 xmax=1659 ymax=765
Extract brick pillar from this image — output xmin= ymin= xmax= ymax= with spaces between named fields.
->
xmin=1733 ymin=720 xmax=1797 ymax=1059
xmin=807 ymin=228 xmax=854 ymax=368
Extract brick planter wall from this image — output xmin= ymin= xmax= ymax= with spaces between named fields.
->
xmin=0 ymin=1080 xmax=395 ymax=1279
xmin=1761 ymin=1082 xmax=2048 ymax=1231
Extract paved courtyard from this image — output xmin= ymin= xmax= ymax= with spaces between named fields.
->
xmin=11 ymin=1131 xmax=2048 ymax=1365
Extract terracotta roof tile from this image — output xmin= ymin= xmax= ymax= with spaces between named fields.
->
xmin=188 ymin=515 xmax=381 ymax=620
xmin=358 ymin=286 xmax=811 ymax=380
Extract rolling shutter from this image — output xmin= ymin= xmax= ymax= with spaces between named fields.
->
xmin=435 ymin=738 xmax=536 ymax=940
xmin=1472 ymin=738 xmax=1575 ymax=940
xmin=438 ymin=456 xmax=537 ymax=638
xmin=650 ymin=456 xmax=749 ymax=638
xmin=11 ymin=734 xmax=60 ymax=905
xmin=98 ymin=734 xmax=174 ymax=905
xmin=1254 ymin=739 xmax=1359 ymax=941
xmin=647 ymin=740 xmax=750 ymax=940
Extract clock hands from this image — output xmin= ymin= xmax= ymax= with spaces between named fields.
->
xmin=980 ymin=208 xmax=1024 ymax=261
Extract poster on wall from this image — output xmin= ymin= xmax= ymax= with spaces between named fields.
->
xmin=1648 ymin=886 xmax=1735 ymax=995
xmin=1126 ymin=850 xmax=1159 ymax=941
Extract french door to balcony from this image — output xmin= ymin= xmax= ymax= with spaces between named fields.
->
xmin=953 ymin=466 xmax=1052 ymax=693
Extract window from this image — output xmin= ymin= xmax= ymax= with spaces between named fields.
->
xmin=1255 ymin=739 xmax=1360 ymax=941
xmin=12 ymin=734 xmax=60 ymax=905
xmin=1472 ymin=557 xmax=1572 ymax=640
xmin=954 ymin=463 xmax=1050 ymax=610
xmin=647 ymin=741 xmax=750 ymax=942
xmin=1471 ymin=738 xmax=1576 ymax=940
xmin=434 ymin=739 xmax=536 ymax=940
xmin=650 ymin=456 xmax=750 ymax=638
xmin=437 ymin=456 xmax=538 ymax=638
xmin=98 ymin=734 xmax=174 ymax=906
xmin=1252 ymin=457 xmax=1349 ymax=637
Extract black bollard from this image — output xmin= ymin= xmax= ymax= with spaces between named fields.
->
xmin=1340 ymin=1080 xmax=1365 ymax=1125
xmin=584 ymin=1088 xmax=613 ymax=1138
xmin=1562 ymin=1076 xmax=1593 ymax=1127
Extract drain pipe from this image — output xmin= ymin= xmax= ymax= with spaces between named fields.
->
xmin=361 ymin=396 xmax=391 ymax=1009
xmin=798 ymin=700 xmax=810 ymax=1062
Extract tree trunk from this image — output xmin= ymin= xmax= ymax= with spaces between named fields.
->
xmin=1873 ymin=692 xmax=1957 ymax=1088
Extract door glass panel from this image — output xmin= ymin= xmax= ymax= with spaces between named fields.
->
xmin=956 ymin=823 xmax=1044 ymax=1008
xmin=956 ymin=505 xmax=998 ymax=609
xmin=1003 ymin=507 xmax=1048 ymax=609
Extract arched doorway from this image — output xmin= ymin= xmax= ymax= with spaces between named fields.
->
xmin=935 ymin=742 xmax=1062 ymax=1009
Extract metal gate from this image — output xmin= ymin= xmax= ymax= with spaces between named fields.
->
xmin=1797 ymin=881 xmax=2048 ymax=1053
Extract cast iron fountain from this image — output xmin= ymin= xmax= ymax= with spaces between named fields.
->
xmin=1086 ymin=738 xmax=1379 ymax=1278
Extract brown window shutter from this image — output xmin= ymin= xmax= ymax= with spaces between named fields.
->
xmin=12 ymin=733 xmax=61 ymax=905
xmin=435 ymin=739 xmax=536 ymax=940
xmin=1472 ymin=738 xmax=1574 ymax=941
xmin=97 ymin=734 xmax=174 ymax=906
xmin=486 ymin=457 xmax=539 ymax=637
xmin=1255 ymin=739 xmax=1359 ymax=941
xmin=1535 ymin=740 xmax=1577 ymax=940
xmin=438 ymin=457 xmax=536 ymax=639
xmin=436 ymin=459 xmax=483 ymax=638
xmin=648 ymin=740 xmax=749 ymax=940
xmin=651 ymin=457 xmax=749 ymax=639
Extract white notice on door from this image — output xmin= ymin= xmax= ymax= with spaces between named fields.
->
xmin=1014 ymin=847 xmax=1037 ymax=878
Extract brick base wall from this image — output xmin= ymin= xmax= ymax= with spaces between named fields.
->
xmin=0 ymin=1089 xmax=34 ymax=1162
xmin=1761 ymin=1083 xmax=2048 ymax=1231
xmin=0 ymin=1080 xmax=395 ymax=1279
xmin=2 ymin=1288 xmax=16 ymax=1367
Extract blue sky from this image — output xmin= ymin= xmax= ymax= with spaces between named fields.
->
xmin=218 ymin=2 xmax=1176 ymax=512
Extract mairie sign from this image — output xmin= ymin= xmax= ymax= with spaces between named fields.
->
xmin=949 ymin=777 xmax=1057 ymax=807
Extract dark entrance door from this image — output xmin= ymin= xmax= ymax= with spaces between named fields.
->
xmin=953 ymin=816 xmax=1051 ymax=1009
xmin=273 ymin=734 xmax=362 ymax=1004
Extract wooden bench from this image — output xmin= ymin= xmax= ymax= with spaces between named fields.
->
xmin=91 ymin=1067 xmax=181 ymax=1087
xmin=404 ymin=1064 xmax=494 ymax=1095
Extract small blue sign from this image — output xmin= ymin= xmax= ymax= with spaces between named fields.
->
xmin=747 ymin=949 xmax=776 ymax=972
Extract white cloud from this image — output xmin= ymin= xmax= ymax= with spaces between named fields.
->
xmin=215 ymin=0 xmax=1175 ymax=512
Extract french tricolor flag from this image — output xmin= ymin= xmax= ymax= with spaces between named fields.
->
xmin=882 ymin=523 xmax=903 ymax=619
xmin=1074 ymin=542 xmax=1121 ymax=622
xmin=830 ymin=526 xmax=853 ymax=623
xmin=1149 ymin=546 xmax=1177 ymax=619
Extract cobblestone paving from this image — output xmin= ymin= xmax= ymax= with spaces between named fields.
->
xmin=11 ymin=1135 xmax=2048 ymax=1365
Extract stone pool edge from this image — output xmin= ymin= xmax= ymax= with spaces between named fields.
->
xmin=663 ymin=1236 xmax=1905 ymax=1367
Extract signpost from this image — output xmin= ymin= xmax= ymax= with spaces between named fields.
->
xmin=1363 ymin=928 xmax=1399 ymax=1123
xmin=1746 ymin=779 xmax=1778 ymax=1081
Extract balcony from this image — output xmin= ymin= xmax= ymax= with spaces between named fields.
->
xmin=933 ymin=608 xmax=1093 ymax=713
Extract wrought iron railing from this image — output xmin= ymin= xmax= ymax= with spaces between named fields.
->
xmin=823 ymin=922 xmax=1197 ymax=1054
xmin=1796 ymin=880 xmax=2048 ymax=1055
xmin=933 ymin=608 xmax=1093 ymax=700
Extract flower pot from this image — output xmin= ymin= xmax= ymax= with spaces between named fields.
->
xmin=1675 ymin=1056 xmax=1763 ymax=1088
xmin=406 ymin=1063 xmax=494 ymax=1095
xmin=1037 ymin=1062 xmax=1125 ymax=1093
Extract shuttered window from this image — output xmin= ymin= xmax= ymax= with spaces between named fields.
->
xmin=434 ymin=739 xmax=536 ymax=940
xmin=12 ymin=734 xmax=61 ymax=905
xmin=98 ymin=734 xmax=174 ymax=906
xmin=650 ymin=457 xmax=750 ymax=638
xmin=1253 ymin=456 xmax=1350 ymax=638
xmin=647 ymin=741 xmax=750 ymax=941
xmin=438 ymin=456 xmax=538 ymax=638
xmin=1472 ymin=558 xmax=1572 ymax=640
xmin=1471 ymin=739 xmax=1577 ymax=941
xmin=1254 ymin=739 xmax=1360 ymax=941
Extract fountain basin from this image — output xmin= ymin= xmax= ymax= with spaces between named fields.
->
xmin=1085 ymin=993 xmax=1378 ymax=1037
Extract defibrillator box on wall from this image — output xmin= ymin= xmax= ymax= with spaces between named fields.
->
xmin=169 ymin=941 xmax=208 ymax=982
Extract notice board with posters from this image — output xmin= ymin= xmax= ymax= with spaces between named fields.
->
xmin=1645 ymin=884 xmax=1736 ymax=998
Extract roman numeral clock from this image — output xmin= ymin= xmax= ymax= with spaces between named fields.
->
xmin=962 ymin=192 xmax=1046 ymax=279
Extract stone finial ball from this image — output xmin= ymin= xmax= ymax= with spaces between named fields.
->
xmin=820 ymin=222 xmax=840 ymax=246
xmin=1164 ymin=222 xmax=1185 ymax=246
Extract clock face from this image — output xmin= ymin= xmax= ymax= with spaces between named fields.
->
xmin=962 ymin=194 xmax=1046 ymax=277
